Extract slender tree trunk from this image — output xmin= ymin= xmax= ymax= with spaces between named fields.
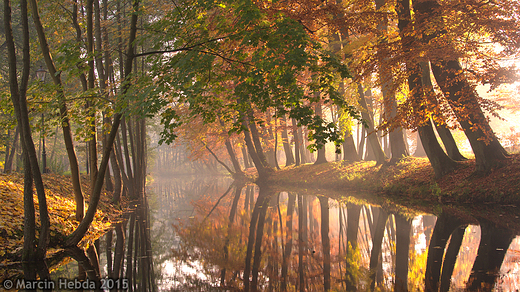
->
xmin=248 ymin=112 xmax=270 ymax=169
xmin=30 ymin=0 xmax=85 ymax=221
xmin=7 ymin=0 xmax=50 ymax=260
xmin=281 ymin=114 xmax=295 ymax=166
xmin=86 ymin=0 xmax=99 ymax=190
xmin=224 ymin=139 xmax=244 ymax=177
xmin=314 ymin=103 xmax=328 ymax=165
xmin=357 ymin=84 xmax=387 ymax=164
xmin=375 ymin=0 xmax=409 ymax=162
xmin=4 ymin=126 xmax=19 ymax=173
xmin=299 ymin=127 xmax=310 ymax=164
xmin=22 ymin=148 xmax=36 ymax=262
xmin=293 ymin=119 xmax=301 ymax=166
xmin=110 ymin=146 xmax=122 ymax=203
xmin=241 ymin=116 xmax=271 ymax=180
xmin=241 ymin=145 xmax=251 ymax=169
xmin=65 ymin=0 xmax=140 ymax=247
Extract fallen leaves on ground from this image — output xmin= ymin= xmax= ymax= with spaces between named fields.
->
xmin=0 ymin=172 xmax=126 ymax=266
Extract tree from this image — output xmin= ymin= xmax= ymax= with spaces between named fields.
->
xmin=147 ymin=0 xmax=357 ymax=180
xmin=414 ymin=0 xmax=511 ymax=173
xmin=5 ymin=0 xmax=50 ymax=262
xmin=30 ymin=0 xmax=85 ymax=221
xmin=65 ymin=0 xmax=141 ymax=247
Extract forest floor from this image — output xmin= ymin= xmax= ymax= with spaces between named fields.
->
xmin=0 ymin=173 xmax=127 ymax=274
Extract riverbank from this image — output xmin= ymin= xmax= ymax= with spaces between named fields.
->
xmin=265 ymin=154 xmax=520 ymax=204
xmin=0 ymin=173 xmax=126 ymax=272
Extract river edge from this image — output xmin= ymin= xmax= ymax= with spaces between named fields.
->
xmin=263 ymin=154 xmax=520 ymax=203
xmin=259 ymin=154 xmax=520 ymax=235
xmin=1 ymin=154 xmax=519 ymax=278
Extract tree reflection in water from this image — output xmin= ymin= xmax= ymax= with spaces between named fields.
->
xmin=167 ymin=182 xmax=520 ymax=291
xmin=38 ymin=178 xmax=519 ymax=291
xmin=47 ymin=195 xmax=157 ymax=292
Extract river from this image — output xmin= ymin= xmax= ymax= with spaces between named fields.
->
xmin=47 ymin=175 xmax=519 ymax=291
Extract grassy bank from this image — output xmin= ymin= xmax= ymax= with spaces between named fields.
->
xmin=265 ymin=154 xmax=520 ymax=204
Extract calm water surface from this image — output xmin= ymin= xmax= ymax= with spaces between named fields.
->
xmin=49 ymin=175 xmax=520 ymax=291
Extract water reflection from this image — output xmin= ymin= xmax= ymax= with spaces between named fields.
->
xmin=47 ymin=194 xmax=157 ymax=292
xmin=167 ymin=182 xmax=520 ymax=291
xmin=42 ymin=178 xmax=519 ymax=291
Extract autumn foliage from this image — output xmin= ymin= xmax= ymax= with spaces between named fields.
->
xmin=0 ymin=173 xmax=125 ymax=274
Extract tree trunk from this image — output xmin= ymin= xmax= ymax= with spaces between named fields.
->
xmin=414 ymin=0 xmax=508 ymax=173
xmin=375 ymin=0 xmax=409 ymax=163
xmin=30 ymin=0 xmax=85 ymax=221
xmin=65 ymin=0 xmax=140 ymax=247
xmin=293 ymin=118 xmax=301 ymax=166
xmin=314 ymin=103 xmax=328 ymax=165
xmin=241 ymin=144 xmax=251 ymax=169
xmin=7 ymin=0 xmax=50 ymax=260
xmin=299 ymin=127 xmax=311 ymax=164
xmin=242 ymin=118 xmax=270 ymax=180
xmin=396 ymin=0 xmax=458 ymax=178
xmin=248 ymin=112 xmax=270 ymax=169
xmin=413 ymin=131 xmax=427 ymax=157
xmin=343 ymin=133 xmax=359 ymax=162
xmin=22 ymin=148 xmax=36 ymax=261
xmin=419 ymin=61 xmax=468 ymax=161
xmin=86 ymin=0 xmax=99 ymax=191
xmin=110 ymin=147 xmax=122 ymax=203
xmin=4 ymin=126 xmax=19 ymax=173
xmin=357 ymin=84 xmax=387 ymax=165
xmin=225 ymin=139 xmax=244 ymax=177
xmin=281 ymin=114 xmax=295 ymax=166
